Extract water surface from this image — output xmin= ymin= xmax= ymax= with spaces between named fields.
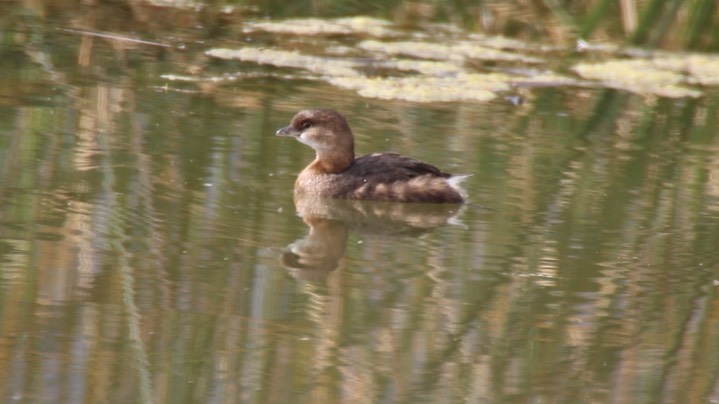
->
xmin=1 ymin=1 xmax=719 ymax=403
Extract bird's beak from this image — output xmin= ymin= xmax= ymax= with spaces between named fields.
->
xmin=276 ymin=126 xmax=300 ymax=137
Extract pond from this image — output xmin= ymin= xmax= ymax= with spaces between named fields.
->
xmin=1 ymin=1 xmax=718 ymax=403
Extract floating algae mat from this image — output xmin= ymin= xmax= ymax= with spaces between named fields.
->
xmin=184 ymin=17 xmax=719 ymax=102
xmin=328 ymin=73 xmax=514 ymax=103
xmin=241 ymin=17 xmax=400 ymax=38
xmin=357 ymin=40 xmax=544 ymax=64
xmin=573 ymin=58 xmax=715 ymax=98
xmin=574 ymin=54 xmax=719 ymax=98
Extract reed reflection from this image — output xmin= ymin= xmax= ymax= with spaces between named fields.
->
xmin=281 ymin=194 xmax=464 ymax=281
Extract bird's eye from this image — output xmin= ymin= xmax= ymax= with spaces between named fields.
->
xmin=300 ymin=120 xmax=312 ymax=130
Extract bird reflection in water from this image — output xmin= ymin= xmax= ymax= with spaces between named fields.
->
xmin=281 ymin=194 xmax=464 ymax=281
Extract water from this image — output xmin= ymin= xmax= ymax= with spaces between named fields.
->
xmin=1 ymin=1 xmax=719 ymax=403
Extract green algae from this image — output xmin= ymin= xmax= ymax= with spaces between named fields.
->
xmin=199 ymin=17 xmax=718 ymax=103
xmin=359 ymin=40 xmax=544 ymax=63
xmin=206 ymin=48 xmax=359 ymax=77
xmin=651 ymin=54 xmax=719 ymax=85
xmin=242 ymin=17 xmax=399 ymax=38
xmin=573 ymin=58 xmax=713 ymax=98
xmin=328 ymin=74 xmax=509 ymax=102
xmin=377 ymin=59 xmax=465 ymax=75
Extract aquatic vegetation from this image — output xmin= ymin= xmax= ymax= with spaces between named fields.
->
xmin=651 ymin=54 xmax=719 ymax=86
xmin=467 ymin=34 xmax=538 ymax=51
xmin=201 ymin=17 xmax=718 ymax=103
xmin=205 ymin=45 xmax=517 ymax=102
xmin=242 ymin=17 xmax=399 ymax=38
xmin=206 ymin=48 xmax=358 ymax=77
xmin=328 ymin=74 xmax=506 ymax=103
xmin=511 ymin=73 xmax=580 ymax=88
xmin=574 ymin=59 xmax=703 ymax=98
xmin=359 ymin=40 xmax=544 ymax=63
xmin=377 ymin=59 xmax=465 ymax=75
xmin=139 ymin=0 xmax=204 ymax=8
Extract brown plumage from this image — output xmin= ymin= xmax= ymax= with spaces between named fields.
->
xmin=276 ymin=109 xmax=467 ymax=203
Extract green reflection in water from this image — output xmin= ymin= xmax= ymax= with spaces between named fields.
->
xmin=0 ymin=1 xmax=718 ymax=404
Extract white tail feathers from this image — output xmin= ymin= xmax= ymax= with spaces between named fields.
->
xmin=448 ymin=174 xmax=471 ymax=199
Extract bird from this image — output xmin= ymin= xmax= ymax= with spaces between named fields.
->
xmin=276 ymin=109 xmax=467 ymax=203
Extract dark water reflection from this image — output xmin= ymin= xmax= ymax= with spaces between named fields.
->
xmin=1 ymin=1 xmax=719 ymax=403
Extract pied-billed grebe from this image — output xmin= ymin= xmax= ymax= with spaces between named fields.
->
xmin=276 ymin=109 xmax=468 ymax=203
